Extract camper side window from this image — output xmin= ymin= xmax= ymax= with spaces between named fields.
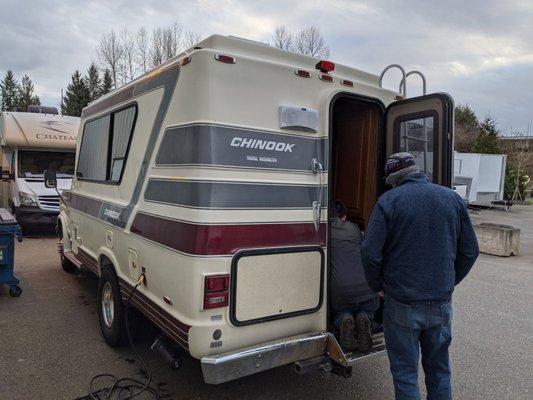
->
xmin=76 ymin=105 xmax=136 ymax=183
xmin=77 ymin=115 xmax=111 ymax=181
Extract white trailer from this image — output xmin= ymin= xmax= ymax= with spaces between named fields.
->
xmin=454 ymin=152 xmax=507 ymax=205
xmin=0 ymin=110 xmax=80 ymax=228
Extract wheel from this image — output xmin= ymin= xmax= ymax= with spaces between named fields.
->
xmin=58 ymin=224 xmax=77 ymax=274
xmin=98 ymin=266 xmax=126 ymax=347
xmin=9 ymin=285 xmax=22 ymax=297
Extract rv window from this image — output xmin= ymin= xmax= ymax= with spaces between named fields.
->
xmin=109 ymin=106 xmax=135 ymax=182
xmin=18 ymin=151 xmax=75 ymax=178
xmin=397 ymin=116 xmax=435 ymax=180
xmin=77 ymin=115 xmax=111 ymax=181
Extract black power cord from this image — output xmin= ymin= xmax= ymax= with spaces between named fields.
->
xmin=89 ymin=277 xmax=160 ymax=400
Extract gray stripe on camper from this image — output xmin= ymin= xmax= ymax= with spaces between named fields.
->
xmin=144 ymin=180 xmax=325 ymax=209
xmin=98 ymin=203 xmax=128 ymax=229
xmin=155 ymin=124 xmax=328 ymax=172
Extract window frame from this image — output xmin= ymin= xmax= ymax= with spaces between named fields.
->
xmin=392 ymin=110 xmax=439 ymax=182
xmin=76 ymin=102 xmax=138 ymax=185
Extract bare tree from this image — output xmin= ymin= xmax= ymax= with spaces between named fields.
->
xmin=96 ymin=30 xmax=122 ymax=88
xmin=120 ymin=29 xmax=137 ymax=83
xmin=294 ymin=26 xmax=330 ymax=58
xmin=183 ymin=30 xmax=201 ymax=49
xmin=501 ymin=130 xmax=531 ymax=201
xmin=150 ymin=28 xmax=165 ymax=68
xmin=271 ymin=26 xmax=293 ymax=51
xmin=135 ymin=27 xmax=150 ymax=74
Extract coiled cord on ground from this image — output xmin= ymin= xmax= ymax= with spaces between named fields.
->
xmin=89 ymin=279 xmax=160 ymax=400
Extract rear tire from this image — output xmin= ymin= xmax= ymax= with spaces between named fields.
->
xmin=98 ymin=265 xmax=126 ymax=347
xmin=58 ymin=223 xmax=77 ymax=274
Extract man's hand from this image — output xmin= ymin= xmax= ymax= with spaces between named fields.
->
xmin=378 ymin=291 xmax=384 ymax=298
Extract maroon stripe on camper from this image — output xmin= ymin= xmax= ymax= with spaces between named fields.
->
xmin=68 ymin=193 xmax=102 ymax=218
xmin=131 ymin=213 xmax=327 ymax=256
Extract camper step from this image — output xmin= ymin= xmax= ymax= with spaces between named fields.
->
xmin=344 ymin=332 xmax=386 ymax=365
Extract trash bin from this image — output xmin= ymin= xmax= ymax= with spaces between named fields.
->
xmin=0 ymin=208 xmax=23 ymax=297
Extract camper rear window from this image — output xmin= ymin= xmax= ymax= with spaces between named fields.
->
xmin=18 ymin=151 xmax=75 ymax=178
xmin=76 ymin=105 xmax=136 ymax=183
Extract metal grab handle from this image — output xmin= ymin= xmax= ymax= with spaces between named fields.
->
xmin=311 ymin=158 xmax=324 ymax=232
xmin=399 ymin=70 xmax=427 ymax=96
xmin=379 ymin=64 xmax=407 ymax=97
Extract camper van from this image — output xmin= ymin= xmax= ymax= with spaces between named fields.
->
xmin=0 ymin=109 xmax=80 ymax=229
xmin=54 ymin=35 xmax=454 ymax=384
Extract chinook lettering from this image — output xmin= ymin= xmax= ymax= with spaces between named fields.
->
xmin=230 ymin=137 xmax=295 ymax=152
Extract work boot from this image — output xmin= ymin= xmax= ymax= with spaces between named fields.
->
xmin=338 ymin=314 xmax=356 ymax=352
xmin=355 ymin=313 xmax=373 ymax=353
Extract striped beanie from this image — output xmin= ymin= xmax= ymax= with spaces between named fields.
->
xmin=384 ymin=152 xmax=416 ymax=176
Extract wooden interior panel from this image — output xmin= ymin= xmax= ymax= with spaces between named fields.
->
xmin=331 ymin=98 xmax=381 ymax=229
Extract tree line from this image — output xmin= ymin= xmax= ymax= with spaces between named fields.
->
xmin=0 ymin=71 xmax=41 ymax=112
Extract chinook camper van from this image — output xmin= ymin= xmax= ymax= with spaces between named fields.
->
xmin=53 ymin=35 xmax=454 ymax=384
xmin=0 ymin=109 xmax=80 ymax=229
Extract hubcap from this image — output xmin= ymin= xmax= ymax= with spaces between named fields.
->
xmin=101 ymin=282 xmax=114 ymax=328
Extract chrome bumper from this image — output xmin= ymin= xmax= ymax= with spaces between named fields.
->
xmin=201 ymin=332 xmax=329 ymax=384
xmin=201 ymin=330 xmax=387 ymax=384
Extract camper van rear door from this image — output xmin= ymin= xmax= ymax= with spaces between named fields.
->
xmin=385 ymin=93 xmax=454 ymax=187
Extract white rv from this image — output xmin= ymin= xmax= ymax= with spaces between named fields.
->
xmin=0 ymin=109 xmax=80 ymax=229
xmin=54 ymin=35 xmax=454 ymax=384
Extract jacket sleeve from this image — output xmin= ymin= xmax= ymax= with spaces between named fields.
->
xmin=361 ymin=202 xmax=388 ymax=293
xmin=454 ymin=202 xmax=479 ymax=285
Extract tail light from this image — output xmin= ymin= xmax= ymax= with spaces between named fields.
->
xmin=215 ymin=54 xmax=236 ymax=64
xmin=341 ymin=79 xmax=354 ymax=87
xmin=319 ymin=74 xmax=333 ymax=82
xmin=204 ymin=274 xmax=230 ymax=309
xmin=295 ymin=69 xmax=311 ymax=78
xmin=316 ymin=60 xmax=335 ymax=73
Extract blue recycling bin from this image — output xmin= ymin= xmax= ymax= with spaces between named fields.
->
xmin=0 ymin=208 xmax=23 ymax=297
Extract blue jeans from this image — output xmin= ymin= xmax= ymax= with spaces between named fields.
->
xmin=383 ymin=296 xmax=453 ymax=400
xmin=333 ymin=297 xmax=380 ymax=329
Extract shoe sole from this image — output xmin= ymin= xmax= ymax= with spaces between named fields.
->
xmin=339 ymin=315 xmax=356 ymax=352
xmin=355 ymin=314 xmax=373 ymax=353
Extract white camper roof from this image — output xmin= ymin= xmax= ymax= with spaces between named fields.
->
xmin=0 ymin=112 xmax=80 ymax=150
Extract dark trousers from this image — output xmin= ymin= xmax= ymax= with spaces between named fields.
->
xmin=383 ymin=296 xmax=453 ymax=400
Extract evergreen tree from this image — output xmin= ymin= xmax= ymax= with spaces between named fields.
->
xmin=17 ymin=74 xmax=41 ymax=112
xmin=61 ymin=70 xmax=90 ymax=117
xmin=473 ymin=117 xmax=500 ymax=154
xmin=454 ymin=104 xmax=480 ymax=152
xmin=101 ymin=69 xmax=113 ymax=95
xmin=85 ymin=63 xmax=101 ymax=102
xmin=0 ymin=70 xmax=19 ymax=111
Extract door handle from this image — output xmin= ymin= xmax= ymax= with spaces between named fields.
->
xmin=311 ymin=158 xmax=324 ymax=232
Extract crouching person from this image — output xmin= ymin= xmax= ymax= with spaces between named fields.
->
xmin=330 ymin=200 xmax=380 ymax=352
xmin=362 ymin=153 xmax=479 ymax=400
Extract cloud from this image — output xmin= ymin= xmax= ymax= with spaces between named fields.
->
xmin=0 ymin=0 xmax=530 ymax=131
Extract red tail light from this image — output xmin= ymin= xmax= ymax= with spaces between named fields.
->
xmin=215 ymin=54 xmax=236 ymax=64
xmin=204 ymin=274 xmax=230 ymax=309
xmin=319 ymin=74 xmax=333 ymax=82
xmin=341 ymin=79 xmax=354 ymax=87
xmin=295 ymin=69 xmax=311 ymax=78
xmin=316 ymin=60 xmax=335 ymax=73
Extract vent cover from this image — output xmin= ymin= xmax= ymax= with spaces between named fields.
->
xmin=279 ymin=106 xmax=318 ymax=133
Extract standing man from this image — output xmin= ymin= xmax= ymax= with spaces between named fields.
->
xmin=361 ymin=152 xmax=479 ymax=400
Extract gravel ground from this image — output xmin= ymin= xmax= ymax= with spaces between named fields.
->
xmin=0 ymin=206 xmax=531 ymax=400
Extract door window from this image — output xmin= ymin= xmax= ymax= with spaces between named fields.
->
xmin=397 ymin=114 xmax=436 ymax=181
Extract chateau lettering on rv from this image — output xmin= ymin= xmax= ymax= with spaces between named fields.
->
xmin=36 ymin=133 xmax=75 ymax=141
xmin=230 ymin=137 xmax=295 ymax=153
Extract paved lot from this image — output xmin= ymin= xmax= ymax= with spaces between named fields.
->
xmin=0 ymin=206 xmax=532 ymax=400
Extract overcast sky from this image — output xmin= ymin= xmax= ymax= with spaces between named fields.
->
xmin=1 ymin=0 xmax=531 ymax=133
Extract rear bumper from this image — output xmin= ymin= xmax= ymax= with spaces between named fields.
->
xmin=14 ymin=206 xmax=58 ymax=225
xmin=201 ymin=332 xmax=329 ymax=384
xmin=201 ymin=329 xmax=387 ymax=384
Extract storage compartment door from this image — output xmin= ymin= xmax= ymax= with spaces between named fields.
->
xmin=386 ymin=93 xmax=454 ymax=187
xmin=230 ymin=247 xmax=324 ymax=326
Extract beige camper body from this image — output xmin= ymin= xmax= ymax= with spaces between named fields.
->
xmin=58 ymin=35 xmax=454 ymax=384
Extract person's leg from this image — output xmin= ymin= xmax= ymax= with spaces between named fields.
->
xmin=334 ymin=309 xmax=356 ymax=351
xmin=355 ymin=297 xmax=380 ymax=352
xmin=420 ymin=301 xmax=453 ymax=400
xmin=383 ymin=297 xmax=423 ymax=400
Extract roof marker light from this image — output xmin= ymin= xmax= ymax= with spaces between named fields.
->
xmin=295 ymin=69 xmax=311 ymax=78
xmin=395 ymin=95 xmax=405 ymax=100
xmin=319 ymin=74 xmax=333 ymax=82
xmin=215 ymin=54 xmax=236 ymax=64
xmin=180 ymin=56 xmax=191 ymax=66
xmin=316 ymin=60 xmax=335 ymax=73
xmin=341 ymin=80 xmax=354 ymax=87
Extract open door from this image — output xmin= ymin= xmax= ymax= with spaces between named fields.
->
xmin=386 ymin=93 xmax=454 ymax=187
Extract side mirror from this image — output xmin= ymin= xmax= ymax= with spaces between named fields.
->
xmin=44 ymin=169 xmax=57 ymax=188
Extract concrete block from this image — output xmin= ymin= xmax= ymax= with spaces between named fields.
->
xmin=474 ymin=223 xmax=520 ymax=257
